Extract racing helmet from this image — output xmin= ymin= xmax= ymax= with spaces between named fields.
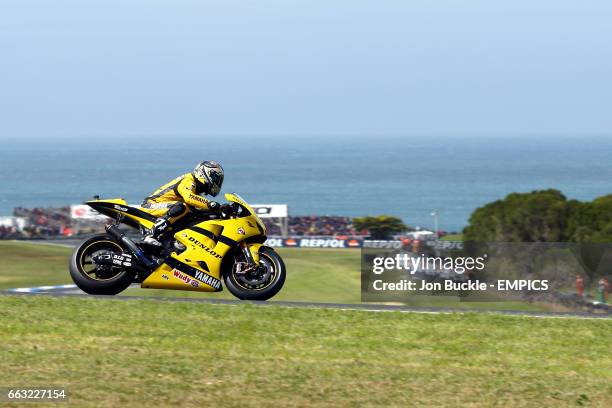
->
xmin=193 ymin=161 xmax=224 ymax=197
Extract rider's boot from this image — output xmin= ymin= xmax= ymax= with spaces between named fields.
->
xmin=142 ymin=217 xmax=169 ymax=247
xmin=141 ymin=203 xmax=186 ymax=246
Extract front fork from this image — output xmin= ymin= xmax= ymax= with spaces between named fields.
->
xmin=236 ymin=242 xmax=262 ymax=274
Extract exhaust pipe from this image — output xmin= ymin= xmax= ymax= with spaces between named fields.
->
xmin=106 ymin=225 xmax=157 ymax=269
xmin=91 ymin=251 xmax=149 ymax=275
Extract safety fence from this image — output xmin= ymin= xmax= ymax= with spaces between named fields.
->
xmin=264 ymin=237 xmax=404 ymax=249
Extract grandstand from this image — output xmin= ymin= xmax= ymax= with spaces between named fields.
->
xmin=4 ymin=206 xmax=73 ymax=238
xmin=2 ymin=205 xmax=359 ymax=239
xmin=264 ymin=216 xmax=356 ymax=236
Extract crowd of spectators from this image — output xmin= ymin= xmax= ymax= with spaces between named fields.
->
xmin=263 ymin=216 xmax=357 ymax=236
xmin=289 ymin=216 xmax=357 ymax=236
xmin=0 ymin=225 xmax=19 ymax=239
xmin=2 ymin=207 xmax=359 ymax=239
xmin=2 ymin=207 xmax=72 ymax=239
xmin=0 ymin=225 xmax=62 ymax=239
xmin=14 ymin=206 xmax=71 ymax=229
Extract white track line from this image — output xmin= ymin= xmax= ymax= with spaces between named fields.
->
xmin=3 ymin=285 xmax=610 ymax=319
xmin=6 ymin=284 xmax=78 ymax=293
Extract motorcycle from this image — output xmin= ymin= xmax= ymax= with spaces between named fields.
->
xmin=69 ymin=193 xmax=286 ymax=300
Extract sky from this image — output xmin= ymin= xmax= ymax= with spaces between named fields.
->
xmin=0 ymin=1 xmax=611 ymax=139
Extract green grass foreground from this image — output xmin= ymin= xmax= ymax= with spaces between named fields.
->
xmin=0 ymin=241 xmax=362 ymax=303
xmin=0 ymin=241 xmax=73 ymax=289
xmin=0 ymin=295 xmax=610 ymax=407
xmin=0 ymin=241 xmax=545 ymax=310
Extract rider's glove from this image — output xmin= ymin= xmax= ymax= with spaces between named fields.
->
xmin=207 ymin=201 xmax=232 ymax=215
xmin=219 ymin=203 xmax=233 ymax=215
xmin=207 ymin=201 xmax=221 ymax=211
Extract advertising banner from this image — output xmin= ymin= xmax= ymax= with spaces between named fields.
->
xmin=251 ymin=205 xmax=288 ymax=218
xmin=264 ymin=237 xmax=404 ymax=249
xmin=72 ymin=203 xmax=288 ymax=220
xmin=70 ymin=205 xmax=107 ymax=221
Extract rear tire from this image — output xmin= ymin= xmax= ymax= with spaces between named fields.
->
xmin=69 ymin=235 xmax=134 ymax=295
xmin=224 ymin=246 xmax=286 ymax=301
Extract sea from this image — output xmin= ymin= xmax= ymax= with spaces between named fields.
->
xmin=1 ymin=134 xmax=612 ymax=232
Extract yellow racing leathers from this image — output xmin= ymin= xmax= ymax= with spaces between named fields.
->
xmin=141 ymin=173 xmax=216 ymax=224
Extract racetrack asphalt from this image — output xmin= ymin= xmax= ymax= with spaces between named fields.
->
xmin=2 ymin=287 xmax=610 ymax=319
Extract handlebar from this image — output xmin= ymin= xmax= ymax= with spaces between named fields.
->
xmin=191 ymin=202 xmax=241 ymax=219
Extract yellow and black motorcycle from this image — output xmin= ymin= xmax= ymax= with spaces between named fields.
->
xmin=69 ymin=193 xmax=286 ymax=300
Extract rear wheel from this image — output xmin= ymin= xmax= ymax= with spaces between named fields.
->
xmin=224 ymin=246 xmax=286 ymax=301
xmin=69 ymin=235 xmax=134 ymax=295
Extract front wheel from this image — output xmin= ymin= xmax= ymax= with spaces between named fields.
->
xmin=69 ymin=235 xmax=134 ymax=295
xmin=224 ymin=246 xmax=286 ymax=301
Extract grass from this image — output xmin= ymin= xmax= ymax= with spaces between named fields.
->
xmin=0 ymin=241 xmax=548 ymax=311
xmin=0 ymin=241 xmax=362 ymax=303
xmin=0 ymin=241 xmax=73 ymax=290
xmin=122 ymin=247 xmax=363 ymax=303
xmin=0 ymin=295 xmax=610 ymax=407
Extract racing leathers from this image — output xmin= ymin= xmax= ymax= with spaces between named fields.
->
xmin=141 ymin=173 xmax=220 ymax=245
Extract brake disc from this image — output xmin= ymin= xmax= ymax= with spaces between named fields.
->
xmin=237 ymin=260 xmax=272 ymax=286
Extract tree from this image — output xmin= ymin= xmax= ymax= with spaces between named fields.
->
xmin=352 ymin=215 xmax=407 ymax=239
xmin=463 ymin=189 xmax=574 ymax=242
xmin=580 ymin=195 xmax=612 ymax=243
xmin=462 ymin=190 xmax=612 ymax=282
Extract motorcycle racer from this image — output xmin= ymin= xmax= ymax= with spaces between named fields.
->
xmin=141 ymin=161 xmax=225 ymax=246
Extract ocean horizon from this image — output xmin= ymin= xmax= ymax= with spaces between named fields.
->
xmin=1 ymin=134 xmax=611 ymax=232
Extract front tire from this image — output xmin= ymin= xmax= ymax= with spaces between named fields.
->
xmin=69 ymin=235 xmax=134 ymax=295
xmin=224 ymin=246 xmax=286 ymax=301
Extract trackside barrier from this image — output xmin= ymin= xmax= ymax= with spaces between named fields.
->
xmin=264 ymin=237 xmax=404 ymax=249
